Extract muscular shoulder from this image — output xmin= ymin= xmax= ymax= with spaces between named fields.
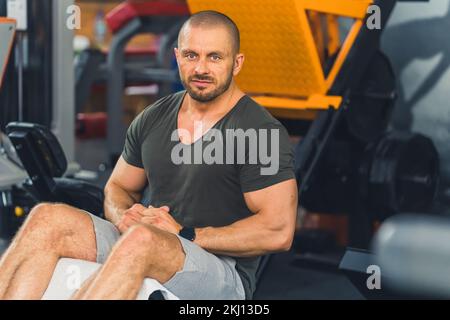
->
xmin=135 ymin=91 xmax=185 ymax=131
xmin=234 ymin=96 xmax=284 ymax=130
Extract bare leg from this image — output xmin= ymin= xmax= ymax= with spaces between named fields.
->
xmin=76 ymin=224 xmax=184 ymax=300
xmin=0 ymin=203 xmax=97 ymax=300
xmin=70 ymin=270 xmax=100 ymax=300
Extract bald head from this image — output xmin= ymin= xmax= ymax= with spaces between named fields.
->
xmin=178 ymin=11 xmax=240 ymax=55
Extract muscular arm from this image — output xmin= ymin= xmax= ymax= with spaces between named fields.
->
xmin=194 ymin=179 xmax=298 ymax=257
xmin=104 ymin=157 xmax=148 ymax=226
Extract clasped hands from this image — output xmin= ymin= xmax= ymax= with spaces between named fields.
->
xmin=116 ymin=204 xmax=182 ymax=235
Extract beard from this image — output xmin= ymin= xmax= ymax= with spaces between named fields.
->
xmin=181 ymin=71 xmax=234 ymax=103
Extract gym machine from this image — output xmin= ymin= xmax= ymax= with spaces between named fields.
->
xmin=373 ymin=213 xmax=450 ymax=299
xmin=340 ymin=213 xmax=450 ymax=299
xmin=0 ymin=0 xmax=82 ymax=242
xmin=0 ymin=22 xmax=103 ymax=243
xmin=75 ymin=0 xmax=189 ymax=163
xmin=0 ymin=0 xmax=76 ymax=163
xmin=187 ymin=0 xmax=439 ymax=252
xmin=0 ymin=17 xmax=28 ymax=242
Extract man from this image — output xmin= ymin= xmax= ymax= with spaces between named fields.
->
xmin=0 ymin=10 xmax=297 ymax=300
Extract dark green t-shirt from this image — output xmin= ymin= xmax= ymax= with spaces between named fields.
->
xmin=122 ymin=91 xmax=295 ymax=299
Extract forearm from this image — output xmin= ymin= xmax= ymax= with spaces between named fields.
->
xmin=104 ymin=181 xmax=142 ymax=225
xmin=194 ymin=213 xmax=294 ymax=258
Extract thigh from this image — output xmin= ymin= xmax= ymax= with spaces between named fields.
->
xmin=23 ymin=203 xmax=98 ymax=262
xmin=162 ymin=236 xmax=245 ymax=300
xmin=84 ymin=212 xmax=120 ymax=263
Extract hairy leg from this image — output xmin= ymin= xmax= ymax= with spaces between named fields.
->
xmin=0 ymin=203 xmax=97 ymax=300
xmin=76 ymin=224 xmax=184 ymax=300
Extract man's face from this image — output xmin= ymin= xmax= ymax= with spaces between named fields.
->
xmin=175 ymin=26 xmax=241 ymax=103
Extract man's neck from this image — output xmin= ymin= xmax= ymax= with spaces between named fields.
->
xmin=185 ymin=84 xmax=244 ymax=120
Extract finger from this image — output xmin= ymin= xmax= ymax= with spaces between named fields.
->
xmin=123 ymin=214 xmax=140 ymax=225
xmin=127 ymin=211 xmax=144 ymax=220
xmin=142 ymin=210 xmax=156 ymax=218
xmin=145 ymin=205 xmax=169 ymax=213
xmin=142 ymin=207 xmax=165 ymax=217
xmin=157 ymin=210 xmax=174 ymax=221
xmin=123 ymin=217 xmax=134 ymax=227
xmin=156 ymin=208 xmax=172 ymax=217
xmin=131 ymin=203 xmax=146 ymax=211
xmin=157 ymin=221 xmax=176 ymax=234
xmin=131 ymin=203 xmax=145 ymax=210
xmin=117 ymin=223 xmax=128 ymax=234
xmin=124 ymin=209 xmax=144 ymax=219
xmin=125 ymin=215 xmax=141 ymax=226
xmin=141 ymin=216 xmax=158 ymax=224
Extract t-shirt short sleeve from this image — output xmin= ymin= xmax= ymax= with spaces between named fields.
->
xmin=239 ymin=122 xmax=296 ymax=193
xmin=122 ymin=113 xmax=144 ymax=168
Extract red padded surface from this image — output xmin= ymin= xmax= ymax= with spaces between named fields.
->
xmin=106 ymin=1 xmax=190 ymax=34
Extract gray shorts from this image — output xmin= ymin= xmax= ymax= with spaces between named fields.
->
xmin=87 ymin=212 xmax=245 ymax=300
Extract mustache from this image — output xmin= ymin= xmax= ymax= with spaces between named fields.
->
xmin=189 ymin=75 xmax=215 ymax=82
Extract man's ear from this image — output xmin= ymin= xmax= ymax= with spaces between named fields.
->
xmin=174 ymin=47 xmax=184 ymax=67
xmin=233 ymin=53 xmax=245 ymax=76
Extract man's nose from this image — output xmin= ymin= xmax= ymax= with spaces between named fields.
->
xmin=194 ymin=57 xmax=209 ymax=74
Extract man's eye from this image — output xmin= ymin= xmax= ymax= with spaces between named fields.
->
xmin=211 ymin=55 xmax=221 ymax=61
xmin=186 ymin=53 xmax=197 ymax=60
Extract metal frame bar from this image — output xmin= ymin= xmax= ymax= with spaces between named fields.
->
xmin=0 ymin=18 xmax=16 ymax=88
xmin=325 ymin=20 xmax=364 ymax=90
xmin=297 ymin=0 xmax=398 ymax=248
xmin=52 ymin=0 xmax=76 ymax=165
xmin=106 ymin=16 xmax=187 ymax=161
xmin=302 ymin=0 xmax=373 ymax=18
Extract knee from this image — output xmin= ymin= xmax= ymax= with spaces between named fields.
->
xmin=124 ymin=224 xmax=156 ymax=245
xmin=116 ymin=225 xmax=156 ymax=255
xmin=26 ymin=203 xmax=57 ymax=227
xmin=25 ymin=203 xmax=79 ymax=237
